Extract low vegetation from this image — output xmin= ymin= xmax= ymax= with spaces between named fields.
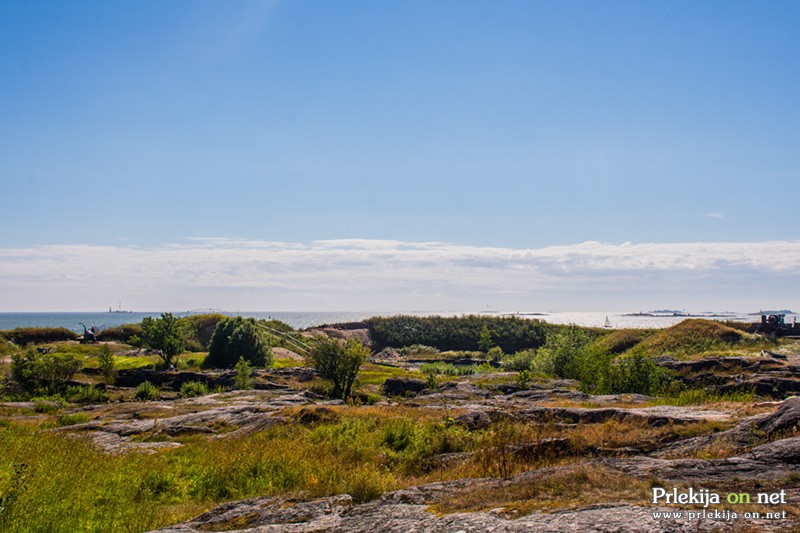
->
xmin=368 ymin=315 xmax=548 ymax=353
xmin=1 ymin=315 xmax=798 ymax=531
xmin=0 ymin=327 xmax=77 ymax=345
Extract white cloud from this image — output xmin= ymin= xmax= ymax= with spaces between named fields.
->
xmin=703 ymin=212 xmax=725 ymax=219
xmin=1 ymin=239 xmax=798 ymax=311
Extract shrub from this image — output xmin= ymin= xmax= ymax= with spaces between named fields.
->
xmin=65 ymin=385 xmax=109 ymax=404
xmin=127 ymin=334 xmax=143 ymax=348
xmin=96 ymin=324 xmax=143 ymax=343
xmin=1 ymin=327 xmax=77 ymax=345
xmin=204 ymin=317 xmax=273 ymax=369
xmin=57 ymin=413 xmax=90 ymax=426
xmin=97 ymin=345 xmax=116 ymax=385
xmin=307 ymin=337 xmax=369 ymax=400
xmin=419 ymin=362 xmax=459 ymax=375
xmin=516 ymin=369 xmax=531 ymax=388
xmin=367 ymin=315 xmax=547 ymax=353
xmin=601 ymin=350 xmax=672 ymax=395
xmin=487 ymin=345 xmax=504 ymax=362
xmin=11 ymin=349 xmax=81 ymax=396
xmin=501 ymin=349 xmax=536 ymax=372
xmin=179 ymin=381 xmax=209 ymax=398
xmin=233 ymin=357 xmax=253 ymax=390
xmin=134 ymin=381 xmax=160 ymax=401
xmin=531 ymin=327 xmax=592 ymax=379
xmin=141 ymin=313 xmax=185 ymax=368
xmin=398 ymin=344 xmax=440 ymax=356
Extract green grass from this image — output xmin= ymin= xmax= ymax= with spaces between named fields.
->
xmin=357 ymin=363 xmax=420 ymax=385
xmin=0 ymin=401 xmax=742 ymax=532
xmin=635 ymin=319 xmax=764 ymax=359
xmin=272 ymin=357 xmax=306 ymax=369
xmin=653 ymin=388 xmax=756 ymax=406
xmin=57 ymin=413 xmax=90 ymax=426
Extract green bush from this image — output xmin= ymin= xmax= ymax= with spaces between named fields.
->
xmin=134 ymin=381 xmax=160 ymax=401
xmin=486 ymin=346 xmax=504 ymax=362
xmin=419 ymin=362 xmax=459 ymax=375
xmin=398 ymin=344 xmax=440 ymax=356
xmin=307 ymin=337 xmax=369 ymax=400
xmin=11 ymin=349 xmax=82 ymax=396
xmin=179 ymin=381 xmax=209 ymax=398
xmin=501 ymin=349 xmax=536 ymax=372
xmin=96 ymin=323 xmax=143 ymax=343
xmin=97 ymin=345 xmax=116 ymax=385
xmin=600 ymin=350 xmax=672 ymax=395
xmin=233 ymin=357 xmax=254 ymax=390
xmin=203 ymin=317 xmax=273 ymax=369
xmin=57 ymin=413 xmax=90 ymax=426
xmin=531 ymin=327 xmax=592 ymax=379
xmin=65 ymin=385 xmax=109 ymax=404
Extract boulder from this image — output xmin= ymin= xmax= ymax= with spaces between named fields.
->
xmin=383 ymin=377 xmax=427 ymax=396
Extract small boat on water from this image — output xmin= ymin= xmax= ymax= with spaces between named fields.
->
xmin=604 ymin=316 xmax=612 ymax=328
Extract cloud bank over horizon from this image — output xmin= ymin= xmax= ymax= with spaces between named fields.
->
xmin=1 ymin=238 xmax=797 ymax=312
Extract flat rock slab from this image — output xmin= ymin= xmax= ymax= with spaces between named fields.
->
xmin=153 ymin=494 xmax=793 ymax=533
xmin=517 ymin=405 xmax=733 ymax=426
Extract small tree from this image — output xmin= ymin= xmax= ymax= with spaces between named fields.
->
xmin=478 ymin=325 xmax=493 ymax=353
xmin=97 ymin=344 xmax=116 ymax=386
xmin=141 ymin=313 xmax=185 ymax=368
xmin=203 ymin=316 xmax=272 ymax=369
xmin=307 ymin=337 xmax=369 ymax=400
xmin=233 ymin=356 xmax=253 ymax=390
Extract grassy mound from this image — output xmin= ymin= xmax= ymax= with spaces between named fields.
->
xmin=636 ymin=319 xmax=746 ymax=357
xmin=592 ymin=329 xmax=655 ymax=354
xmin=0 ymin=327 xmax=78 ymax=345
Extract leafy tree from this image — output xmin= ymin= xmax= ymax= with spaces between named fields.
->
xmin=141 ymin=313 xmax=185 ymax=368
xmin=307 ymin=337 xmax=369 ymax=399
xmin=203 ymin=316 xmax=272 ymax=369
xmin=477 ymin=326 xmax=493 ymax=353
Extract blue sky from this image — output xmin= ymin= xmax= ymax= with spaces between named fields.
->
xmin=1 ymin=1 xmax=798 ymax=311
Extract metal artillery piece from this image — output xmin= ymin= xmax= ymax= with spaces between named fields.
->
xmin=79 ymin=322 xmax=97 ymax=343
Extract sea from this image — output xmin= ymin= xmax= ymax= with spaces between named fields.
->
xmin=0 ymin=310 xmax=794 ymax=333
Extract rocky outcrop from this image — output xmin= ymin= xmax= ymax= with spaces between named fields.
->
xmin=154 ymin=497 xmax=743 ymax=533
xmin=154 ymin=452 xmax=800 ymax=533
xmin=517 ymin=404 xmax=732 ymax=426
xmin=57 ymin=390 xmax=315 ymax=453
xmin=658 ymin=396 xmax=800 ymax=457
xmin=114 ymin=369 xmax=234 ymax=390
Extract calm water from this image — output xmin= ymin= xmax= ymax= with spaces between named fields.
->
xmin=0 ymin=310 xmax=788 ymax=332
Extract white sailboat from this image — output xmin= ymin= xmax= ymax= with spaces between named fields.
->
xmin=604 ymin=315 xmax=612 ymax=328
